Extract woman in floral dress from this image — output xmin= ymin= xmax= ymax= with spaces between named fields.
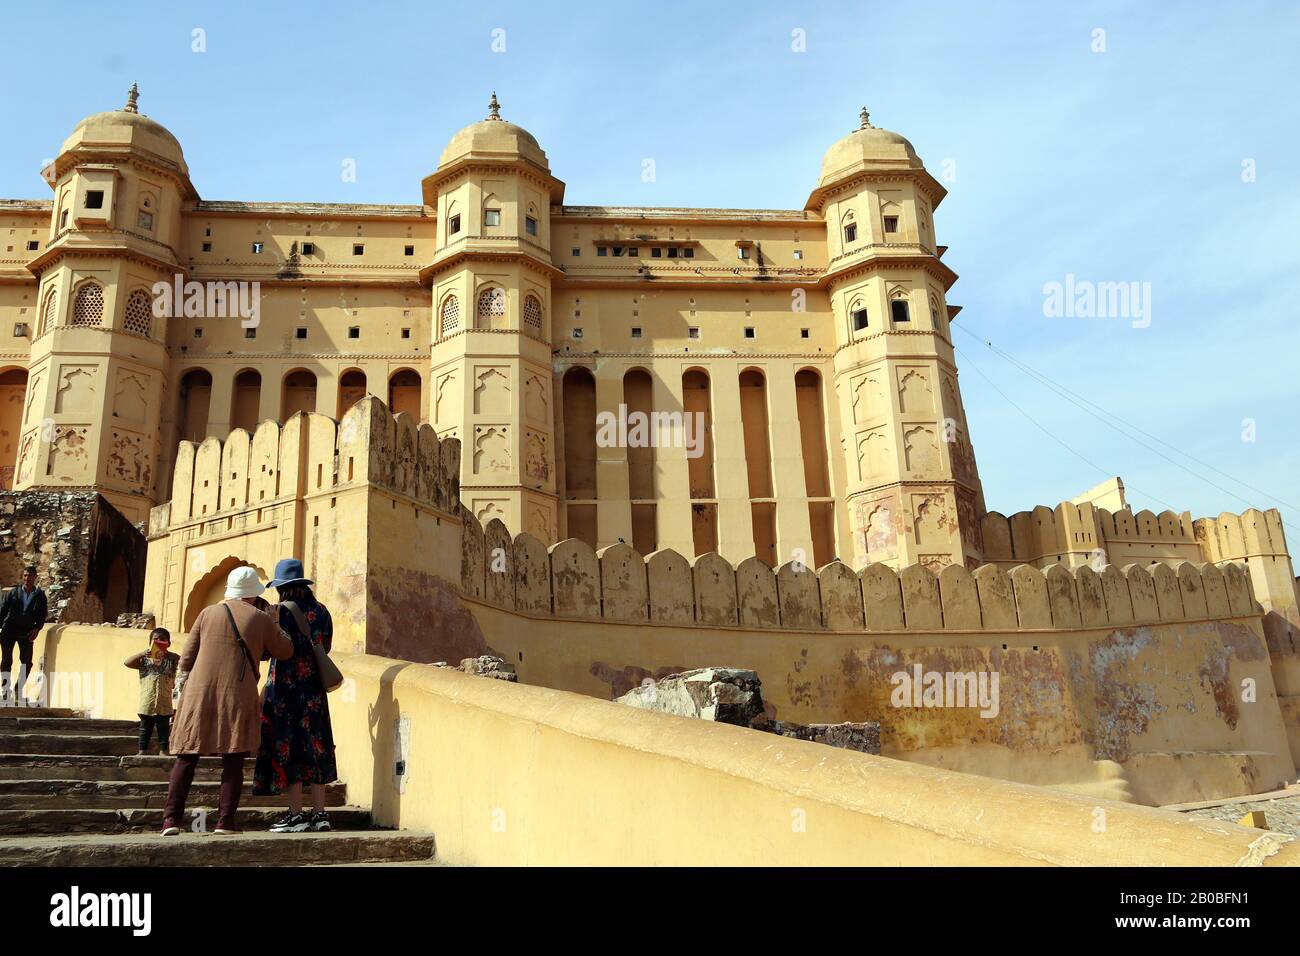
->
xmin=253 ymin=558 xmax=337 ymax=833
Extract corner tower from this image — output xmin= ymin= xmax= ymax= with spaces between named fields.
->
xmin=15 ymin=85 xmax=196 ymax=524
xmin=812 ymin=109 xmax=985 ymax=571
xmin=421 ymin=95 xmax=566 ymax=541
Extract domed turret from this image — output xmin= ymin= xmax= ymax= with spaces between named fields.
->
xmin=438 ymin=92 xmax=548 ymax=170
xmin=817 ymin=107 xmax=920 ymax=189
xmin=59 ymin=83 xmax=187 ymax=173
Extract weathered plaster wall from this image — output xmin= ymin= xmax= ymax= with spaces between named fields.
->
xmin=28 ymin=626 xmax=1299 ymax=867
xmin=459 ymin=517 xmax=1294 ymax=806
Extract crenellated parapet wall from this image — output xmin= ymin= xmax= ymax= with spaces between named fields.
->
xmin=979 ymin=501 xmax=1209 ymax=569
xmin=461 ymin=511 xmax=1262 ymax=633
xmin=161 ymin=397 xmax=461 ymax=528
xmin=142 ymin=397 xmax=466 ymax=653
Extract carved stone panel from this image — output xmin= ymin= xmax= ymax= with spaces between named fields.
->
xmin=473 ymin=366 xmax=510 ymax=416
xmin=113 ymin=370 xmax=150 ymax=425
xmin=54 ymin=366 xmax=97 ymax=415
xmin=107 ymin=429 xmax=152 ymax=489
xmin=473 ymin=425 xmax=511 ymax=475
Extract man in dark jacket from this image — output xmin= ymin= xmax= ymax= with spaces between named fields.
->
xmin=0 ymin=566 xmax=47 ymax=703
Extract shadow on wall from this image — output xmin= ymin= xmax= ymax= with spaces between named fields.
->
xmin=367 ymin=661 xmax=411 ymax=831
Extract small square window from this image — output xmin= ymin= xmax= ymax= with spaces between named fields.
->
xmin=572 ymin=327 xmax=584 ymax=339
xmin=683 ymin=247 xmax=694 ymax=259
xmin=793 ymin=249 xmax=803 ymax=260
xmin=137 ymin=210 xmax=153 ymax=230
xmin=404 ymin=245 xmax=414 ymax=256
xmin=571 ymin=248 xmax=581 ymax=257
xmin=891 ymin=299 xmax=910 ymax=323
xmin=301 ymin=242 xmax=315 ymax=255
xmin=84 ymin=191 xmax=104 ymax=209
xmin=612 ymin=247 xmax=624 ymax=257
xmin=800 ymin=328 xmax=810 ymax=338
xmin=26 ymin=240 xmax=38 ymax=251
xmin=60 ymin=210 xmax=69 ymax=228
xmin=295 ymin=327 xmax=307 ymax=339
xmin=737 ymin=247 xmax=749 ymax=260
xmin=353 ymin=244 xmax=364 ymax=256
xmin=244 ymin=327 xmax=256 ymax=339
xmin=251 ymin=242 xmax=263 ymax=254
xmin=744 ymin=327 xmax=755 ymax=339
xmin=626 ymin=247 xmax=637 ymax=257
xmin=401 ymin=328 xmax=411 ymax=339
xmin=348 ymin=326 xmax=360 ymax=339
xmin=525 ymin=216 xmax=538 ymax=236
xmin=449 ymin=214 xmax=461 ymax=234
xmin=597 ymin=246 xmax=607 ymax=257
xmin=852 ymin=309 xmax=868 ymax=331
xmin=651 ymin=248 xmax=662 ymax=258
xmin=688 ymin=327 xmax=700 ymax=339
xmin=204 ymin=227 xmax=211 ymax=237
xmin=631 ymin=327 xmax=642 ymax=338
xmin=484 ymin=209 xmax=501 ymax=227
xmin=667 ymin=247 xmax=678 ymax=259
xmin=844 ymin=223 xmax=858 ymax=243
xmin=194 ymin=328 xmax=204 ymax=339
xmin=13 ymin=323 xmax=28 ymax=337
xmin=883 ymin=216 xmax=899 ymax=234
xmin=202 ymin=242 xmax=212 ymax=252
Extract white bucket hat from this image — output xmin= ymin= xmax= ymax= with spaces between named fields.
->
xmin=224 ymin=566 xmax=265 ymax=600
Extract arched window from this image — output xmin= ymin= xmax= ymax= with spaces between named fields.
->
xmin=930 ymin=294 xmax=946 ymax=333
xmin=123 ymin=288 xmax=153 ymax=337
xmin=230 ymin=369 xmax=261 ymax=432
xmin=337 ymin=368 xmax=367 ymax=418
xmin=137 ymin=192 xmax=156 ymax=233
xmin=282 ymin=369 xmax=318 ymax=418
xmin=476 ymin=286 xmax=506 ymax=329
xmin=842 ymin=211 xmax=858 ymax=245
xmin=178 ymin=368 xmax=213 ymax=443
xmin=389 ymin=369 xmax=422 ymax=418
xmin=71 ymin=282 xmax=104 ymax=327
xmin=890 ymin=294 xmax=911 ymax=324
xmin=849 ymin=297 xmax=868 ymax=333
xmin=522 ymin=294 xmax=544 ymax=338
xmin=439 ymin=294 xmax=460 ymax=336
xmin=38 ymin=288 xmax=58 ymax=336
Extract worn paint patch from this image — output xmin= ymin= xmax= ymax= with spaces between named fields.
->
xmin=1215 ymin=619 xmax=1268 ymax=662
xmin=1089 ymin=627 xmax=1162 ymax=762
xmin=367 ymin=568 xmax=486 ymax=664
xmin=590 ymin=662 xmax=688 ymax=700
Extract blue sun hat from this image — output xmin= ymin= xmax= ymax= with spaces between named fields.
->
xmin=268 ymin=558 xmax=313 ymax=589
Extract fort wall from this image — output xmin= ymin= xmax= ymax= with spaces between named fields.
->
xmin=28 ymin=625 xmax=1299 ymax=866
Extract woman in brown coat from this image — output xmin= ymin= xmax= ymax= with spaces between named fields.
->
xmin=161 ymin=566 xmax=293 ymax=835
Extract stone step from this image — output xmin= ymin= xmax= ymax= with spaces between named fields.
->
xmin=0 ymin=708 xmax=78 ymax=719
xmin=0 ymin=754 xmax=223 ymax=782
xmin=0 ymin=717 xmax=140 ymax=735
xmin=0 ymin=779 xmax=349 ymax=809
xmin=0 ymin=805 xmax=372 ymax=836
xmin=0 ymin=829 xmax=437 ymax=867
xmin=0 ymin=733 xmax=140 ymax=756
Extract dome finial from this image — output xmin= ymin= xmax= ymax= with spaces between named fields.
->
xmin=859 ymin=105 xmax=874 ymax=130
xmin=123 ymin=82 xmax=140 ymax=114
xmin=486 ymin=91 xmax=501 ymax=121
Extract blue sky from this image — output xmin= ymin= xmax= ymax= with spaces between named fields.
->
xmin=3 ymin=1 xmax=1297 ymax=528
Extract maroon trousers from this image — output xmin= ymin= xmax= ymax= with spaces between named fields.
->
xmin=163 ymin=753 xmax=247 ymax=830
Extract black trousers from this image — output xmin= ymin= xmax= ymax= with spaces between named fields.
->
xmin=0 ymin=635 xmax=33 ymax=698
xmin=138 ymin=714 xmax=171 ymax=751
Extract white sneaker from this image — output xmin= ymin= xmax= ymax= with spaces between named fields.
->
xmin=160 ymin=825 xmax=181 ymax=836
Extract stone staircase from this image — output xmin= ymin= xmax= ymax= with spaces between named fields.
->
xmin=0 ymin=708 xmax=436 ymax=866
